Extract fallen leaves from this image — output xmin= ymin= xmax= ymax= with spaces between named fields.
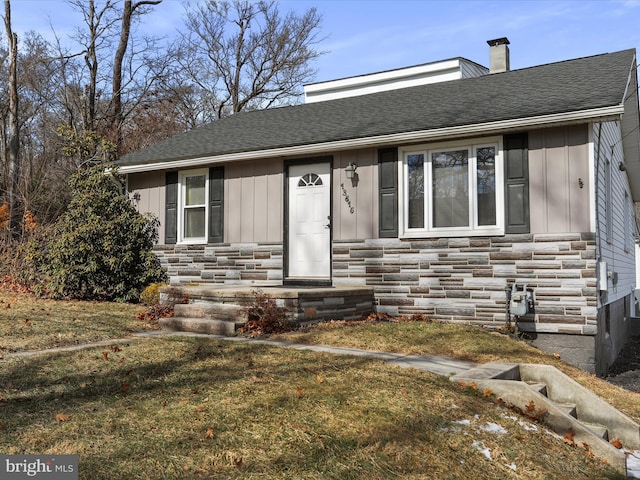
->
xmin=205 ymin=428 xmax=214 ymax=439
xmin=55 ymin=413 xmax=71 ymax=422
xmin=525 ymin=400 xmax=537 ymax=414
xmin=563 ymin=427 xmax=575 ymax=444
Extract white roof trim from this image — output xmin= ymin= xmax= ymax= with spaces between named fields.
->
xmin=119 ymin=105 xmax=624 ymax=174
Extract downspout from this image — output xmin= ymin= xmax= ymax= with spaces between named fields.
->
xmin=594 ymin=121 xmax=614 ymax=375
xmin=595 ymin=122 xmax=603 ymax=266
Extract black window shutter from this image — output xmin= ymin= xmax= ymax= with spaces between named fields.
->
xmin=208 ymin=166 xmax=224 ymax=243
xmin=165 ymin=171 xmax=178 ymax=244
xmin=378 ymin=147 xmax=398 ymax=238
xmin=504 ymin=133 xmax=530 ymax=234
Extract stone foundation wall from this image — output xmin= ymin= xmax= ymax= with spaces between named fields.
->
xmin=154 ymin=243 xmax=283 ymax=285
xmin=332 ymin=233 xmax=598 ymax=333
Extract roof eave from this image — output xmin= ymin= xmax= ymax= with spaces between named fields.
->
xmin=118 ymin=105 xmax=624 ymax=174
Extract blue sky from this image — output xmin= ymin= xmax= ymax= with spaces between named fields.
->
xmin=8 ymin=0 xmax=640 ymax=83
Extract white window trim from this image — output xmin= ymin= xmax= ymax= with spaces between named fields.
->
xmin=178 ymin=168 xmax=209 ymax=245
xmin=398 ymin=136 xmax=505 ymax=238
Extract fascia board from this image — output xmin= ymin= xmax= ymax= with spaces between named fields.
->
xmin=118 ymin=105 xmax=624 ymax=174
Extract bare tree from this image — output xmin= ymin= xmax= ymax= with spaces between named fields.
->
xmin=3 ymin=0 xmax=19 ymax=231
xmin=111 ymin=0 xmax=161 ymax=154
xmin=69 ymin=0 xmax=120 ymax=133
xmin=180 ymin=0 xmax=323 ymax=121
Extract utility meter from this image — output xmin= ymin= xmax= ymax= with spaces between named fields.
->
xmin=510 ymin=283 xmax=534 ymax=317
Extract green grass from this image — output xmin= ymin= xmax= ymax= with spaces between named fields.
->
xmin=0 ymin=292 xmax=635 ymax=479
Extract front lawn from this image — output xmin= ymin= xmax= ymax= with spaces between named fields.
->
xmin=0 ymin=291 xmax=151 ymax=354
xmin=0 ymin=336 xmax=625 ymax=479
xmin=0 ymin=291 xmax=637 ymax=478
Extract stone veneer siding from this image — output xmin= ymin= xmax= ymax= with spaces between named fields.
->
xmin=154 ymin=234 xmax=597 ymax=335
xmin=154 ymin=243 xmax=284 ymax=285
xmin=332 ymin=233 xmax=598 ymax=334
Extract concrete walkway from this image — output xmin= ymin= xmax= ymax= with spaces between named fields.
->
xmin=2 ymin=330 xmax=477 ymax=377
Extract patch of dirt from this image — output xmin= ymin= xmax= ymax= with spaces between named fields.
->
xmin=606 ymin=336 xmax=640 ymax=392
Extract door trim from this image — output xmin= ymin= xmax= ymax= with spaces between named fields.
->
xmin=284 ymin=156 xmax=333 ymax=286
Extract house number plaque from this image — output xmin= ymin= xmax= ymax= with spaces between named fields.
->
xmin=340 ymin=183 xmax=355 ymax=214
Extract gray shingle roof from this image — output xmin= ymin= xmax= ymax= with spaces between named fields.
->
xmin=118 ymin=49 xmax=635 ymax=167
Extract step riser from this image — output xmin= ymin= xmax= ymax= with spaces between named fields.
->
xmin=160 ymin=317 xmax=238 ymax=336
xmin=557 ymin=403 xmax=577 ymax=418
xmin=583 ymin=423 xmax=609 ymax=441
xmin=174 ymin=303 xmax=246 ymax=323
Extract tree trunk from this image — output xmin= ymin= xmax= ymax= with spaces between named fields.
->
xmin=84 ymin=0 xmax=98 ymax=133
xmin=112 ymin=0 xmax=161 ymax=156
xmin=111 ymin=0 xmax=131 ymax=155
xmin=4 ymin=0 xmax=19 ymax=233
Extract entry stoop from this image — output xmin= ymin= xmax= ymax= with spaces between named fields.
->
xmin=161 ymin=303 xmax=245 ymax=335
xmin=159 ymin=284 xmax=375 ymax=335
xmin=452 ymin=363 xmax=640 ymax=475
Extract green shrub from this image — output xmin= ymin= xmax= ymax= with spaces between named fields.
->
xmin=29 ymin=164 xmax=166 ymax=302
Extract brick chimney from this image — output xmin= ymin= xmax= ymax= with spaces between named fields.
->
xmin=487 ymin=37 xmax=510 ymax=74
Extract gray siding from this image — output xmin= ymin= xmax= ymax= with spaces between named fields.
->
xmin=529 ymin=125 xmax=591 ymax=234
xmin=593 ymin=120 xmax=636 ymax=304
xmin=226 ymin=158 xmax=283 ymax=243
xmin=128 ymin=171 xmax=166 ymax=242
xmin=459 ymin=59 xmax=489 ymax=78
xmin=332 ymin=148 xmax=378 ymax=241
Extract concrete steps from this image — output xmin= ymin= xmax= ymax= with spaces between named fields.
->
xmin=158 ymin=284 xmax=375 ymax=336
xmin=452 ymin=362 xmax=640 ymax=476
xmin=556 ymin=402 xmax=577 ymax=418
xmin=584 ymin=422 xmax=610 ymax=441
xmin=174 ymin=303 xmax=245 ymax=322
xmin=160 ymin=302 xmax=246 ymax=335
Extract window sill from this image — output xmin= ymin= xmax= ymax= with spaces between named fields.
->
xmin=177 ymin=239 xmax=208 ymax=245
xmin=399 ymin=227 xmax=504 ymax=239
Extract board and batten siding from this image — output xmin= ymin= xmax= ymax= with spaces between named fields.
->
xmin=593 ymin=120 xmax=636 ymax=305
xmin=332 ymin=148 xmax=378 ymax=241
xmin=127 ymin=158 xmax=284 ymax=245
xmin=529 ymin=125 xmax=591 ymax=234
xmin=225 ymin=158 xmax=283 ymax=243
xmin=127 ymin=170 xmax=166 ymax=242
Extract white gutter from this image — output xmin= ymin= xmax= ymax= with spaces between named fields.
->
xmin=118 ymin=105 xmax=624 ymax=174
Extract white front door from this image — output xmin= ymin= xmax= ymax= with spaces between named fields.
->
xmin=287 ymin=162 xmax=331 ymax=279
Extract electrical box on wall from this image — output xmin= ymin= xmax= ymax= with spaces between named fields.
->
xmin=598 ymin=261 xmax=608 ymax=292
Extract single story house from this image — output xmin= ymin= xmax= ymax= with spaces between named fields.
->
xmin=117 ymin=38 xmax=640 ymax=375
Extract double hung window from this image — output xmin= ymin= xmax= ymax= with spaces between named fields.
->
xmin=180 ymin=169 xmax=208 ymax=243
xmin=402 ymin=138 xmax=503 ymax=237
